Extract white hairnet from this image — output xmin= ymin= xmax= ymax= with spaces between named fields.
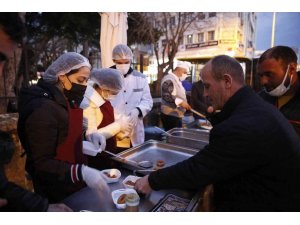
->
xmin=112 ymin=44 xmax=133 ymax=60
xmin=176 ymin=61 xmax=191 ymax=71
xmin=90 ymin=68 xmax=124 ymax=92
xmin=43 ymin=52 xmax=91 ymax=84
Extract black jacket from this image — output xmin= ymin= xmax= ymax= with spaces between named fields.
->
xmin=17 ymin=79 xmax=75 ymax=202
xmin=0 ymin=166 xmax=48 ymax=211
xmin=149 ymin=86 xmax=300 ymax=211
xmin=259 ymin=71 xmax=300 ymax=137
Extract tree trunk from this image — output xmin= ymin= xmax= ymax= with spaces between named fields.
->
xmin=82 ymin=40 xmax=89 ymax=57
xmin=154 ymin=66 xmax=165 ymax=96
xmin=0 ymin=48 xmax=22 ymax=113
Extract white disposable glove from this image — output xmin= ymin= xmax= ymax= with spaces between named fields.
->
xmin=86 ymin=132 xmax=106 ymax=152
xmin=128 ymin=108 xmax=140 ymax=127
xmin=116 ymin=115 xmax=133 ymax=132
xmin=81 ymin=165 xmax=109 ymax=192
xmin=82 ymin=141 xmax=101 ymax=156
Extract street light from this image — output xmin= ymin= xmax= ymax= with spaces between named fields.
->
xmin=271 ymin=12 xmax=276 ymax=47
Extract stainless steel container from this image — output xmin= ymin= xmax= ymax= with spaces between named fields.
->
xmin=110 ymin=140 xmax=198 ymax=172
xmin=166 ymin=128 xmax=209 ymax=150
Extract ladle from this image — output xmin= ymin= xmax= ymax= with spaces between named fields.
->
xmin=154 ymin=126 xmax=171 ymax=136
xmin=103 ymin=150 xmax=153 ymax=168
xmin=190 ymin=108 xmax=212 ymax=126
xmin=190 ymin=108 xmax=207 ymax=119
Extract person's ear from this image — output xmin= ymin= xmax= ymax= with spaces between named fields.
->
xmin=289 ymin=62 xmax=297 ymax=74
xmin=58 ymin=74 xmax=71 ymax=90
xmin=58 ymin=74 xmax=66 ymax=84
xmin=223 ymin=74 xmax=232 ymax=88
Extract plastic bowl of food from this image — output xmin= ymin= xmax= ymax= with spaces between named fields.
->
xmin=122 ymin=175 xmax=141 ymax=189
xmin=101 ymin=168 xmax=121 ymax=183
xmin=111 ymin=188 xmax=138 ymax=209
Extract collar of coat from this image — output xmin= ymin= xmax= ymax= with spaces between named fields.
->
xmin=210 ymin=86 xmax=253 ymax=126
xmin=37 ymin=78 xmax=68 ymax=109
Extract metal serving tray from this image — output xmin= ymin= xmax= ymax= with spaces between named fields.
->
xmin=111 ymin=140 xmax=198 ymax=172
xmin=166 ymin=128 xmax=209 ymax=150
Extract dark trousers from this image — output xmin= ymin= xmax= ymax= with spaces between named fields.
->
xmin=160 ymin=113 xmax=182 ymax=131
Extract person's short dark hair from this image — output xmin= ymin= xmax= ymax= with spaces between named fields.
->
xmin=0 ymin=13 xmax=25 ymax=44
xmin=210 ymin=55 xmax=244 ymax=84
xmin=258 ymin=46 xmax=298 ymax=67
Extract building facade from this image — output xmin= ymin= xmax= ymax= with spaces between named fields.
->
xmin=149 ymin=12 xmax=257 ymax=84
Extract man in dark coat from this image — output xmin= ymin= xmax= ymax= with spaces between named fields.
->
xmin=257 ymin=45 xmax=300 ymax=137
xmin=135 ymin=55 xmax=300 ymax=211
xmin=0 ymin=13 xmax=71 ymax=211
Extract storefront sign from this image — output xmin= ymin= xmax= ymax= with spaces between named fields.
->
xmin=186 ymin=41 xmax=218 ymax=49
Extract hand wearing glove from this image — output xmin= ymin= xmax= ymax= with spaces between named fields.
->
xmin=82 ymin=141 xmax=101 ymax=156
xmin=86 ymin=132 xmax=106 ymax=152
xmin=116 ymin=115 xmax=133 ymax=132
xmin=81 ymin=165 xmax=109 ymax=192
xmin=128 ymin=108 xmax=140 ymax=127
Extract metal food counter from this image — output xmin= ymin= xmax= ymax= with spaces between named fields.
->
xmin=63 ymin=140 xmax=203 ymax=212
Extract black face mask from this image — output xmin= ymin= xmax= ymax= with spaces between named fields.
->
xmin=64 ymin=82 xmax=87 ymax=107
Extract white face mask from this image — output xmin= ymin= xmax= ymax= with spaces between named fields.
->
xmin=102 ymin=90 xmax=117 ymax=101
xmin=179 ymin=73 xmax=188 ymax=81
xmin=265 ymin=65 xmax=293 ymax=97
xmin=105 ymin=94 xmax=117 ymax=101
xmin=116 ymin=64 xmax=131 ymax=76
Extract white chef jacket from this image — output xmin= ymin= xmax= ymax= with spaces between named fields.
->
xmin=110 ymin=70 xmax=153 ymax=147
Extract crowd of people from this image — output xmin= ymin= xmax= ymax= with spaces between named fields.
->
xmin=1 ymin=13 xmax=300 ymax=212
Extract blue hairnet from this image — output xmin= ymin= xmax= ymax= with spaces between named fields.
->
xmin=90 ymin=68 xmax=124 ymax=92
xmin=112 ymin=44 xmax=133 ymax=60
xmin=43 ymin=52 xmax=91 ymax=84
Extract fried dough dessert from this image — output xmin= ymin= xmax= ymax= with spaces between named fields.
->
xmin=125 ymin=180 xmax=136 ymax=186
xmin=104 ymin=171 xmax=117 ymax=178
xmin=156 ymin=159 xmax=165 ymax=167
xmin=117 ymin=194 xmax=127 ymax=204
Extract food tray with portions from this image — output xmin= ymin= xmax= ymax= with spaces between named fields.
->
xmin=111 ymin=140 xmax=198 ymax=172
xmin=165 ymin=128 xmax=209 ymax=150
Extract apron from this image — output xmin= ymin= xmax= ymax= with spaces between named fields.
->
xmin=87 ymin=101 xmax=118 ymax=170
xmin=55 ymin=104 xmax=87 ymax=194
